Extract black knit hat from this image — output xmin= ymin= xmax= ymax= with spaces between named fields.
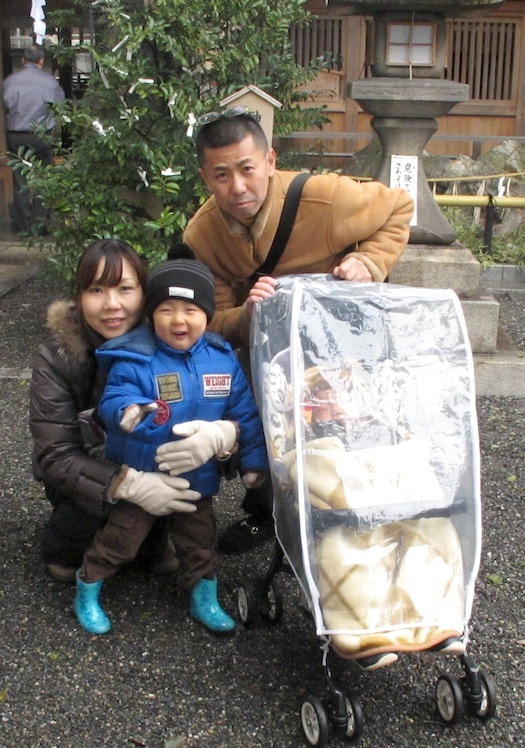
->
xmin=145 ymin=247 xmax=215 ymax=322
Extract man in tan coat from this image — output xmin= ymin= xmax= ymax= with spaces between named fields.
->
xmin=183 ymin=108 xmax=414 ymax=552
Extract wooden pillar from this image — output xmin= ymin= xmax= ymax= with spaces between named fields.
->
xmin=0 ymin=26 xmax=13 ymax=225
xmin=0 ymin=28 xmax=6 ymax=162
xmin=58 ymin=25 xmax=73 ymax=100
xmin=344 ymin=16 xmax=365 ymax=134
xmin=515 ymin=6 xmax=525 ymax=136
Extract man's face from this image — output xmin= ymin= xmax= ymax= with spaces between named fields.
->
xmin=198 ymin=135 xmax=276 ymax=222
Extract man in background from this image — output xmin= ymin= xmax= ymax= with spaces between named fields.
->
xmin=3 ymin=44 xmax=65 ymax=235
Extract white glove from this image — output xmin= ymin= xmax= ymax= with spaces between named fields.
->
xmin=155 ymin=420 xmax=237 ymax=476
xmin=120 ymin=402 xmax=158 ymax=433
xmin=112 ymin=466 xmax=200 ymax=515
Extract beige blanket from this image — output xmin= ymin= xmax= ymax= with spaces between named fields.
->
xmin=281 ymin=436 xmax=465 ymax=658
xmin=318 ymin=519 xmax=464 ymax=658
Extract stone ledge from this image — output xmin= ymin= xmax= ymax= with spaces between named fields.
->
xmin=0 ymin=261 xmax=47 ymax=297
xmin=460 ymin=296 xmax=500 ymax=354
xmin=0 ymin=243 xmax=50 ymax=298
xmin=474 ymin=350 xmax=525 ymax=397
xmin=481 ymin=264 xmax=525 ymax=290
xmin=389 ymin=243 xmax=481 ymax=297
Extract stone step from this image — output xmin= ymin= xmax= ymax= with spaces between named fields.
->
xmin=389 ymin=243 xmax=481 ymax=297
xmin=390 ymin=242 xmax=499 ymax=353
xmin=481 ymin=264 xmax=525 ymax=292
xmin=459 ymin=295 xmax=499 ymax=354
xmin=0 ymin=241 xmax=50 ymax=297
xmin=474 ymin=349 xmax=525 ymax=397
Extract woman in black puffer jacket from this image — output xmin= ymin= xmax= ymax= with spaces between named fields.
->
xmin=30 ymin=239 xmax=199 ymax=581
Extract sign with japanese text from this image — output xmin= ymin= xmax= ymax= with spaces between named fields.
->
xmin=390 ymin=155 xmax=418 ymax=226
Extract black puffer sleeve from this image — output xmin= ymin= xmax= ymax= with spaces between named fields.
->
xmin=29 ymin=342 xmax=120 ymax=518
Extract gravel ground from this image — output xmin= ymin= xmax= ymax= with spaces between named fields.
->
xmin=0 ymin=269 xmax=523 ymax=748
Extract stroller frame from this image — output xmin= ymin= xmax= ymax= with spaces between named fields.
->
xmin=240 ymin=276 xmax=496 ymax=745
xmin=237 ymin=540 xmax=496 ymax=744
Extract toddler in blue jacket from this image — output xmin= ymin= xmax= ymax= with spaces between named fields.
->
xmin=73 ymin=247 xmax=269 ymax=635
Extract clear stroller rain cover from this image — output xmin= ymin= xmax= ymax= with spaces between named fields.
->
xmin=250 ymin=275 xmax=481 ymax=660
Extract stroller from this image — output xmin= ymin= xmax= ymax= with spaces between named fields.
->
xmin=237 ymin=275 xmax=496 ymax=745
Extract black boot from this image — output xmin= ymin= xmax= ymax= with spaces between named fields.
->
xmin=218 ymin=511 xmax=274 ymax=553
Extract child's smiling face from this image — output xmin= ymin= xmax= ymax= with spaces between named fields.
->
xmin=153 ymin=298 xmax=207 ymax=351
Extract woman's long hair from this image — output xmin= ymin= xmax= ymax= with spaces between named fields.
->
xmin=73 ymin=239 xmax=147 ymax=301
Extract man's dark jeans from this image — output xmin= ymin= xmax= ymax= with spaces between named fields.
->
xmin=7 ymin=131 xmax=53 ymax=234
xmin=237 ymin=346 xmax=273 ymax=520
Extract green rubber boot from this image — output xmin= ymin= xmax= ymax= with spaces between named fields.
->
xmin=189 ymin=577 xmax=235 ymax=633
xmin=73 ymin=571 xmax=111 ymax=635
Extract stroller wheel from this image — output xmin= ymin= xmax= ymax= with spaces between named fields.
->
xmin=468 ymin=670 xmax=497 ymax=721
xmin=343 ymin=695 xmax=363 ymax=741
xmin=436 ymin=674 xmax=464 ymax=724
xmin=260 ymin=582 xmax=283 ymax=624
xmin=301 ymin=696 xmax=329 ymax=747
xmin=237 ymin=582 xmax=257 ymax=625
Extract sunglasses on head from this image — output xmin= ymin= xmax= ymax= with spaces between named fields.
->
xmin=196 ymin=105 xmax=261 ymax=128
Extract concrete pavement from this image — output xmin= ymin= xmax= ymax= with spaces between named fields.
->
xmin=0 ymin=236 xmax=50 ymax=297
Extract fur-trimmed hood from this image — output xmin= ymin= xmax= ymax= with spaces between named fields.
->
xmin=45 ymin=300 xmax=104 ymax=364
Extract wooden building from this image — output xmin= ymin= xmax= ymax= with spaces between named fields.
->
xmin=292 ymin=0 xmax=525 ymax=157
xmin=1 ymin=0 xmax=525 ymax=229
xmin=0 ymin=0 xmax=84 ymax=231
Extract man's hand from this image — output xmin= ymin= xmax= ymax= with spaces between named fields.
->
xmin=155 ymin=420 xmax=237 ymax=475
xmin=120 ymin=402 xmax=158 ymax=433
xmin=333 ymin=255 xmax=373 ymax=282
xmin=245 ymin=275 xmax=277 ymax=318
xmin=112 ymin=467 xmax=200 ymax=515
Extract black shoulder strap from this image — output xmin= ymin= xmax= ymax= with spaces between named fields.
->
xmin=249 ymin=172 xmax=310 ymax=282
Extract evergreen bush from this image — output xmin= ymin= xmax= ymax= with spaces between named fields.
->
xmin=19 ymin=0 xmax=328 ymax=278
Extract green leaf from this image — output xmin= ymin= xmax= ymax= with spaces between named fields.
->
xmin=486 ymin=573 xmax=504 ymax=586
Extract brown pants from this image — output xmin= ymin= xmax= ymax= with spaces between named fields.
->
xmin=82 ymin=497 xmax=216 ymax=589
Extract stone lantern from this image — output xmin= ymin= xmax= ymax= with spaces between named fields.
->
xmin=328 ymin=0 xmax=505 ymax=244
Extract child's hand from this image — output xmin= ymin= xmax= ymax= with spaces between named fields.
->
xmin=120 ymin=402 xmax=158 ymax=433
xmin=241 ymin=470 xmax=269 ymax=489
xmin=245 ymin=276 xmax=277 ymax=318
xmin=156 ymin=420 xmax=237 ymax=474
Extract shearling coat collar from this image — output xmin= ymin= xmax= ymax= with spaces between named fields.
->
xmin=216 ymin=174 xmax=276 ymax=241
